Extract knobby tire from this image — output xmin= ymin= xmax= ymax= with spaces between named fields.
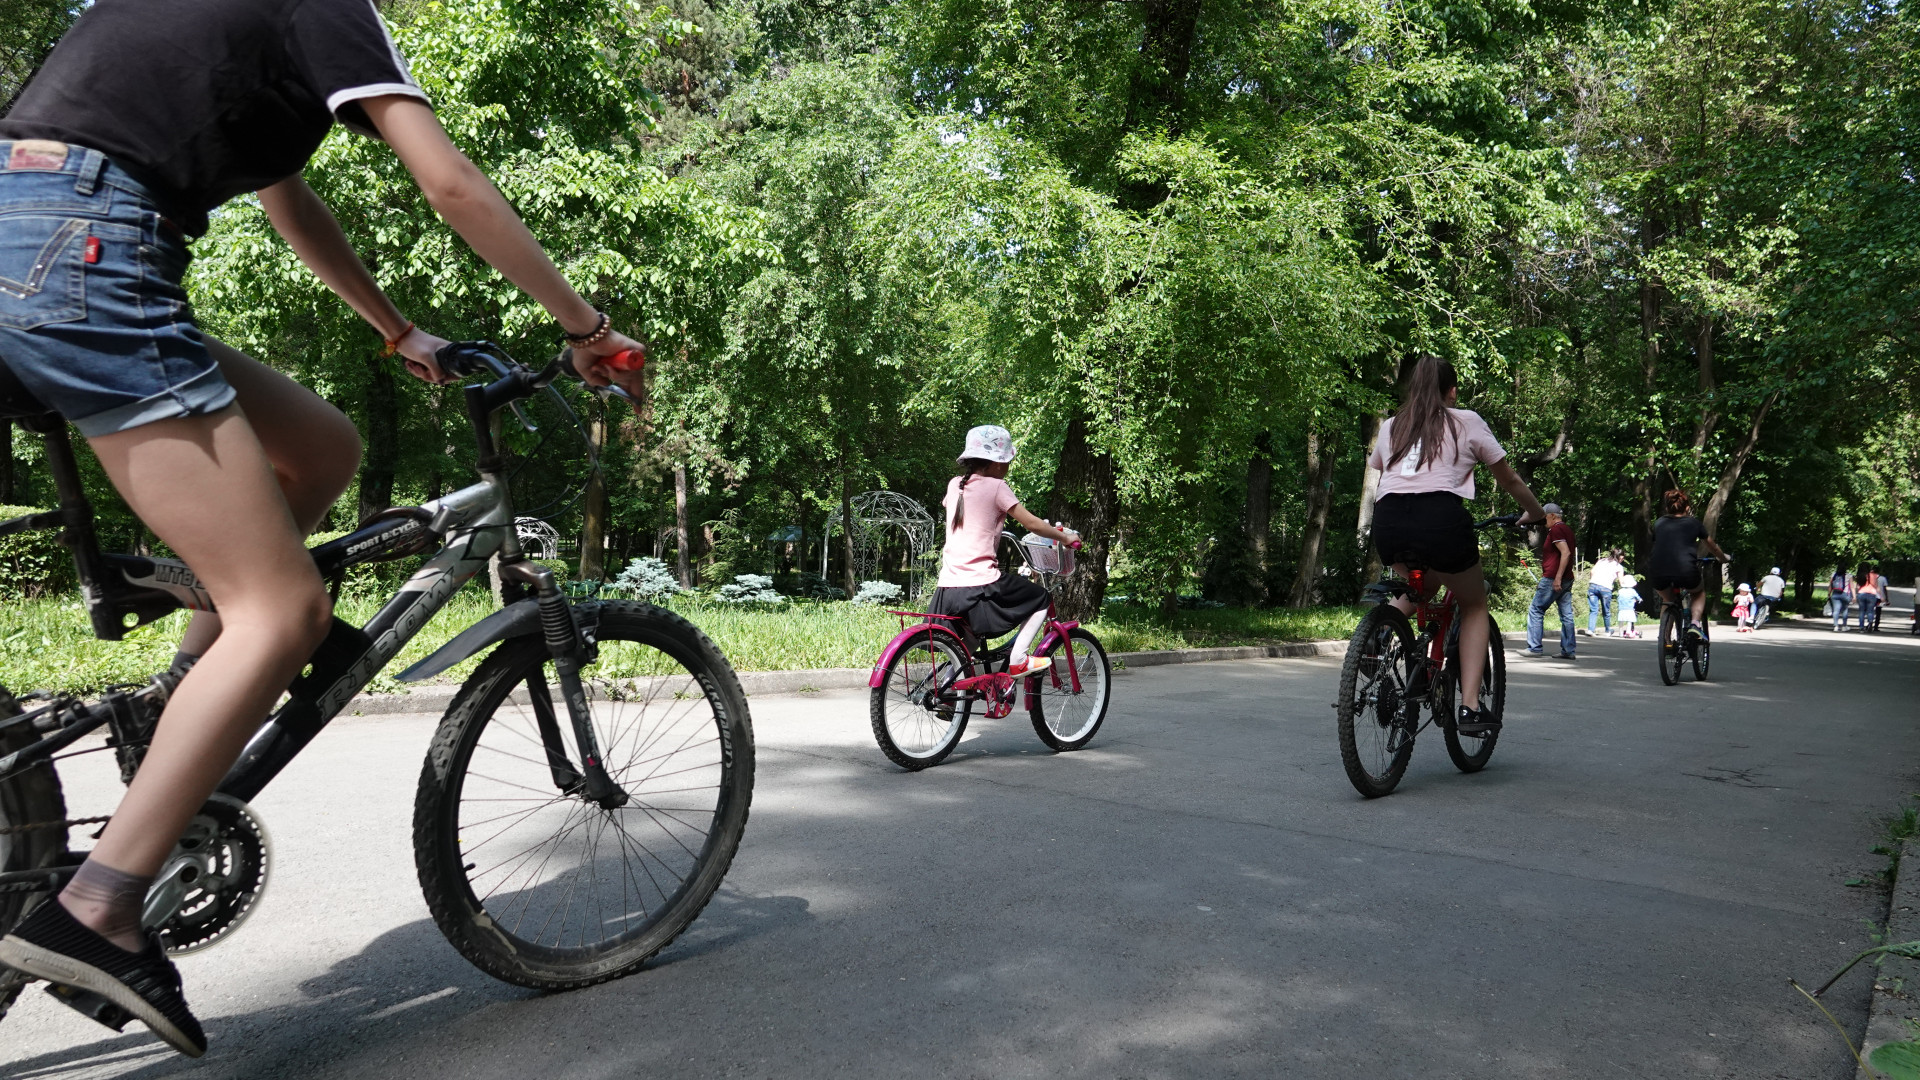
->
xmin=0 ymin=688 xmax=69 ymax=1021
xmin=1336 ymin=606 xmax=1416 ymax=798
xmin=414 ymin=601 xmax=753 ymax=990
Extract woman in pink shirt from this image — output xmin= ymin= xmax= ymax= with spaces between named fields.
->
xmin=1367 ymin=357 xmax=1548 ymax=737
xmin=928 ymin=425 xmax=1080 ymax=675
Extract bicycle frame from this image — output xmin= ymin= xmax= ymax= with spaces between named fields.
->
xmin=0 ymin=343 xmax=627 ymax=891
xmin=867 ymin=604 xmax=1084 ymax=708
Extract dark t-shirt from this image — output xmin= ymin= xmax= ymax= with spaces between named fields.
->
xmin=1541 ymin=521 xmax=1576 ymax=582
xmin=1651 ymin=515 xmax=1708 ymax=578
xmin=0 ymin=0 xmax=428 ymax=236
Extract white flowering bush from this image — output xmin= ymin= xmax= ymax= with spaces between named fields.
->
xmin=717 ymin=574 xmax=786 ymax=604
xmin=851 ymin=580 xmax=903 ymax=606
xmin=610 ymin=557 xmax=683 ymax=602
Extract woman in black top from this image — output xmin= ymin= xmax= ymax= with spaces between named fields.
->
xmin=0 ymin=0 xmax=644 ymax=1056
xmin=1647 ymin=489 xmax=1730 ymax=637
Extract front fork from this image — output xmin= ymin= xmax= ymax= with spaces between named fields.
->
xmin=497 ymin=559 xmax=628 ymax=809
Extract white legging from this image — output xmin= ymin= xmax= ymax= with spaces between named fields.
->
xmin=1010 ymin=609 xmax=1048 ymax=664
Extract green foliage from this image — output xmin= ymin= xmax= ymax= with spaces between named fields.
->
xmin=0 ymin=505 xmax=73 ymax=599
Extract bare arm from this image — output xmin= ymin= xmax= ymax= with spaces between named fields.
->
xmin=1552 ymin=540 xmax=1572 ymax=588
xmin=1008 ymin=503 xmax=1076 ymax=545
xmin=1484 ymin=458 xmax=1547 ymax=523
xmin=258 ymin=177 xmax=450 ymax=382
xmin=359 ymin=95 xmax=644 ymax=396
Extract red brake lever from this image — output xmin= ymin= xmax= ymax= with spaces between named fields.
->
xmin=600 ymin=347 xmax=645 ymax=372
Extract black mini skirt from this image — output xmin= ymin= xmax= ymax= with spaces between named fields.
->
xmin=928 ymin=572 xmax=1050 ymax=639
xmin=1371 ymin=491 xmax=1479 ymax=574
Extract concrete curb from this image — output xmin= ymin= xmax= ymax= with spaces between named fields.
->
xmin=342 ymin=640 xmax=1350 ymax=714
xmin=1857 ymin=838 xmax=1920 ymax=1079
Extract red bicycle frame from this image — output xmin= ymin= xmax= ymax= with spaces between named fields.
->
xmin=867 ymin=598 xmax=1084 ymax=713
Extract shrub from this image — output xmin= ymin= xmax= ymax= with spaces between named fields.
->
xmin=851 ymin=580 xmax=903 ymax=606
xmin=793 ymin=572 xmax=846 ymax=600
xmin=609 ymin=556 xmax=683 ymax=601
xmin=716 ymin=574 xmax=785 ymax=604
xmin=0 ymin=504 xmax=76 ymax=599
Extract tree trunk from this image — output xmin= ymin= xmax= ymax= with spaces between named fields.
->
xmin=1046 ymin=412 xmax=1120 ymax=622
xmin=674 ymin=464 xmax=693 ymax=588
xmin=1355 ymin=412 xmax=1383 ymax=583
xmin=1288 ymin=424 xmax=1336 ymax=608
xmin=578 ymin=398 xmax=608 ymax=582
xmin=1688 ymin=314 xmax=1719 ymax=461
xmin=358 ymin=357 xmax=398 ymax=521
xmin=839 ymin=471 xmax=858 ymax=598
xmin=0 ymin=420 xmax=12 ymax=503
xmin=1245 ymin=433 xmax=1274 ymax=605
xmin=1698 ymin=390 xmax=1778 ymax=603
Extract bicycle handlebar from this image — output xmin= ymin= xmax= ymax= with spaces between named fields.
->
xmin=1474 ymin=512 xmax=1528 ymax=530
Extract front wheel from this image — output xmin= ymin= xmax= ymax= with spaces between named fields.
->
xmin=1336 ymin=606 xmax=1417 ymax=798
xmin=1442 ymin=615 xmax=1504 ymax=773
xmin=1029 ymin=628 xmax=1111 ymax=751
xmin=1657 ymin=608 xmax=1684 ymax=686
xmin=414 ymin=601 xmax=754 ymax=990
xmin=870 ymin=628 xmax=974 ymax=769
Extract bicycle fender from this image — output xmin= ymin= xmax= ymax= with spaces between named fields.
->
xmin=869 ymin=622 xmax=966 ymax=689
xmin=396 ymin=599 xmax=541 ymax=683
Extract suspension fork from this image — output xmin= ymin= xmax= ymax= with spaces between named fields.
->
xmin=497 ymin=559 xmax=626 ymax=809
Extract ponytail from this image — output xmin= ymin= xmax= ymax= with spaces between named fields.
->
xmin=1386 ymin=356 xmax=1461 ymax=471
xmin=951 ymin=458 xmax=993 ymax=530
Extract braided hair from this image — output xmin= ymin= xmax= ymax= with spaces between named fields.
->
xmin=950 ymin=457 xmax=995 ymax=529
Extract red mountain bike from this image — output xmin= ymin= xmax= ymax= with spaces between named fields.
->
xmin=1335 ymin=514 xmax=1522 ymax=798
xmin=866 ymin=532 xmax=1111 ymax=770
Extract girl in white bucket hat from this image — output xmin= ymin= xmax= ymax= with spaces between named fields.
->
xmin=928 ymin=425 xmax=1081 ymax=675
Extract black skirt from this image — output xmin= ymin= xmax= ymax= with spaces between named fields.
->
xmin=928 ymin=572 xmax=1050 ymax=640
xmin=1371 ymin=491 xmax=1479 ymax=574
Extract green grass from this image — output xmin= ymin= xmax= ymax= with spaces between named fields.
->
xmin=0 ymin=588 xmax=1363 ymax=696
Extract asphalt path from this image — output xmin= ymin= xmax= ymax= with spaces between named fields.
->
xmin=4 ymin=617 xmax=1918 ymax=1078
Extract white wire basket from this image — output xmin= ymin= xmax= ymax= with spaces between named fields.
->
xmin=1018 ymin=532 xmax=1077 ymax=578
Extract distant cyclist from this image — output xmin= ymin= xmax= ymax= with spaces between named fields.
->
xmin=1646 ymin=489 xmax=1729 ymax=643
xmin=1754 ymin=567 xmax=1786 ymax=629
xmin=0 ymin=0 xmax=643 ymax=1057
xmin=1366 ymin=356 xmax=1547 ymax=738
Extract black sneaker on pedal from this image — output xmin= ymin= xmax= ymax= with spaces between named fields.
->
xmin=1455 ymin=707 xmax=1501 ymax=738
xmin=0 ymin=900 xmax=206 ymax=1056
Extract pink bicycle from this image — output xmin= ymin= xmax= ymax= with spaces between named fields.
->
xmin=866 ymin=531 xmax=1112 ymax=770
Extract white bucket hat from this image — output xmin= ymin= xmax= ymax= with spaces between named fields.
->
xmin=960 ymin=425 xmax=1017 ymax=464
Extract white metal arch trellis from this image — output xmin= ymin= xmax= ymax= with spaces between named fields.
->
xmin=821 ymin=490 xmax=940 ymax=598
xmin=515 ymin=517 xmax=562 ymax=560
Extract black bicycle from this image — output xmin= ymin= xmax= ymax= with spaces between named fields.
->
xmin=0 ymin=343 xmax=753 ymax=1029
xmin=1655 ymin=558 xmax=1718 ymax=685
xmin=1334 ymin=514 xmax=1522 ymax=798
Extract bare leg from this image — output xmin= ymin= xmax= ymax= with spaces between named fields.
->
xmin=62 ymin=405 xmax=334 ymax=948
xmin=176 ymin=339 xmax=360 ymax=656
xmin=1689 ymin=589 xmax=1708 ymax=628
xmin=1428 ymin=564 xmax=1491 ymax=707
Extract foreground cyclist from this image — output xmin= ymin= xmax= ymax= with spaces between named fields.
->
xmin=1366 ymin=357 xmax=1547 ymax=737
xmin=0 ymin=0 xmax=642 ymax=1056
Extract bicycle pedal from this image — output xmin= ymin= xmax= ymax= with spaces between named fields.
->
xmin=43 ymin=982 xmax=134 ymax=1032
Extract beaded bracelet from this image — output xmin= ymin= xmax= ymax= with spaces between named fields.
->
xmin=564 ymin=310 xmax=610 ymax=347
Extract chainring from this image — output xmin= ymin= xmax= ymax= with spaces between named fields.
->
xmin=149 ymin=794 xmax=271 ymax=955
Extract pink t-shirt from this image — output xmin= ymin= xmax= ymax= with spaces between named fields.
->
xmin=1368 ymin=409 xmax=1506 ymax=501
xmin=939 ymin=475 xmax=1020 ymax=587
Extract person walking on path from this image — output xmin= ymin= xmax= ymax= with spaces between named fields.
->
xmin=1526 ymin=503 xmax=1578 ymax=658
xmin=1830 ymin=567 xmax=1855 ymax=631
xmin=1755 ymin=567 xmax=1786 ymax=629
xmin=1617 ymin=575 xmax=1644 ymax=637
xmin=1587 ymin=548 xmax=1623 ymax=636
xmin=1857 ymin=566 xmax=1882 ymax=632
xmin=1874 ymin=569 xmax=1890 ymax=631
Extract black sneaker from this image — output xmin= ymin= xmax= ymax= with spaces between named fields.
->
xmin=1456 ymin=707 xmax=1502 ymax=738
xmin=1554 ymin=652 xmax=1577 ymax=660
xmin=0 ymin=899 xmax=206 ymax=1056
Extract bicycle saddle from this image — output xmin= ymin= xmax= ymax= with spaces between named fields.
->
xmin=0 ymin=355 xmax=55 ymax=423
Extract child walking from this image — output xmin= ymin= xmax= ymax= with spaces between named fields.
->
xmin=928 ymin=426 xmax=1080 ymax=675
xmin=1733 ymin=583 xmax=1755 ymax=632
xmin=1616 ymin=575 xmax=1643 ymax=638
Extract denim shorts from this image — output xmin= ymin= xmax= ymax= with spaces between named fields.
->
xmin=0 ymin=140 xmax=234 ymax=436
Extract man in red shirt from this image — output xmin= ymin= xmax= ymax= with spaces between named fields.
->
xmin=1526 ymin=503 xmax=1578 ymax=658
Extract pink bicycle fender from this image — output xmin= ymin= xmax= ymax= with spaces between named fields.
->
xmin=869 ymin=622 xmax=965 ymax=688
